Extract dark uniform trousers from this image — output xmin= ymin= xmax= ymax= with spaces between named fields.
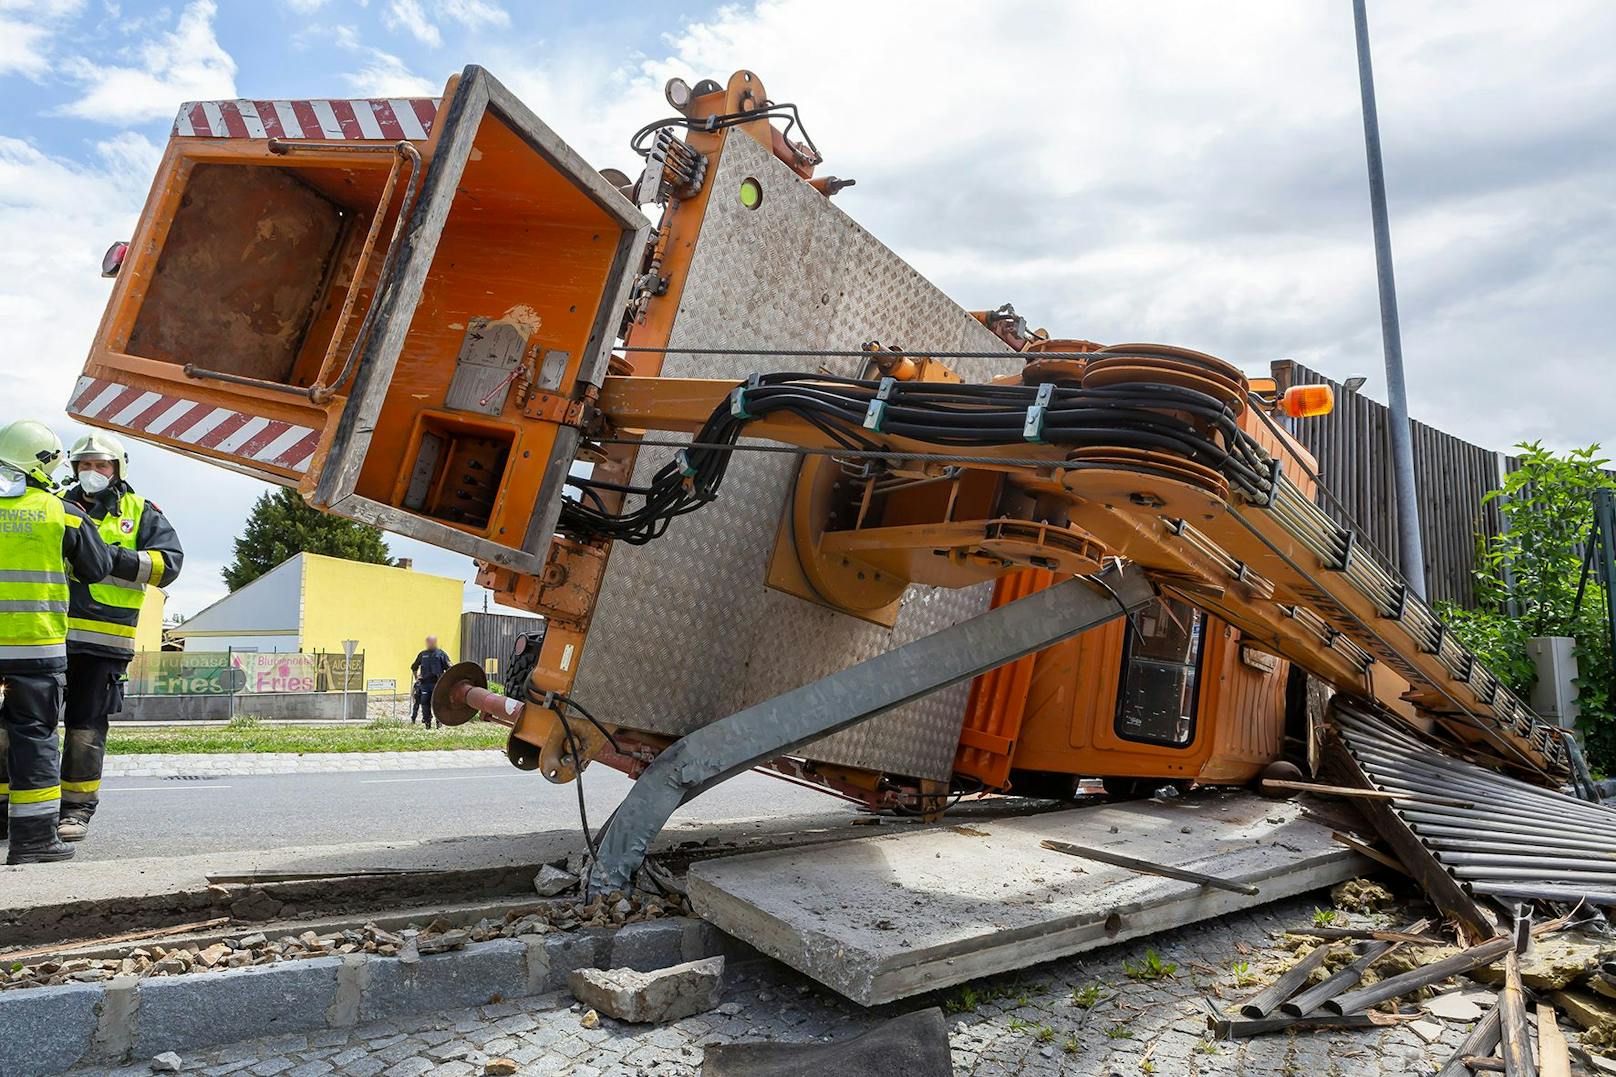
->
xmin=0 ymin=673 xmax=67 ymax=821
xmin=411 ymin=680 xmax=438 ymax=727
xmin=61 ymin=652 xmax=127 ymax=813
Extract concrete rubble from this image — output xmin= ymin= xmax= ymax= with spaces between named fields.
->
xmin=0 ymin=890 xmax=689 ymax=992
xmin=567 ymin=956 xmax=725 ymax=1023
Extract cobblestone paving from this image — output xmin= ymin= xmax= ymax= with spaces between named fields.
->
xmin=103 ymin=750 xmax=505 ymax=778
xmin=70 ymin=892 xmax=1573 ymax=1077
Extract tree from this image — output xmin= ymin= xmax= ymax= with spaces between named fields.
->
xmin=1443 ymin=443 xmax=1616 ymax=769
xmin=222 ymin=488 xmax=393 ymax=591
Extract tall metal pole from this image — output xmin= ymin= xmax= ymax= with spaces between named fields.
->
xmin=1352 ymin=0 xmax=1427 ymax=598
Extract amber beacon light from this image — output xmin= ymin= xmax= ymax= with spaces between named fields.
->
xmin=1280 ymin=383 xmax=1335 ymax=418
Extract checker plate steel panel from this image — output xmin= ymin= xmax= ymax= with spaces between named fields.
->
xmin=569 ymin=134 xmax=1020 ymax=780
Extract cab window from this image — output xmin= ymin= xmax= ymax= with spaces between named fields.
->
xmin=1114 ymin=599 xmax=1205 ymax=747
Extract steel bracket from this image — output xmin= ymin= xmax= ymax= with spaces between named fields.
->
xmin=585 ymin=565 xmax=1157 ymax=891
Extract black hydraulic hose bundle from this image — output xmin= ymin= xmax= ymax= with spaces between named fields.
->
xmin=558 ymin=372 xmax=1275 ymax=546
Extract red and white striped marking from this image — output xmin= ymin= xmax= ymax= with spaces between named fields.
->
xmin=67 ymin=377 xmax=321 ymax=474
xmin=173 ymin=98 xmax=438 ymax=141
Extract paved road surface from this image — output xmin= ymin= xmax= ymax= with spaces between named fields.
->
xmin=73 ymin=762 xmax=856 ymax=862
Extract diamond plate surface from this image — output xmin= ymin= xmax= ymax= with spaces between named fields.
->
xmin=569 ymin=134 xmax=1020 ymax=780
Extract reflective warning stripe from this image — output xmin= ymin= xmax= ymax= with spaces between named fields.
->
xmin=10 ymin=785 xmax=61 ymax=804
xmin=10 ymin=798 xmax=60 ymax=817
xmin=145 ymin=550 xmax=165 ymax=584
xmin=174 ymin=97 xmax=439 ymax=140
xmin=62 ymin=779 xmax=101 ymax=804
xmin=67 ymin=631 xmax=136 ymax=651
xmin=0 ymin=642 xmax=66 ymax=661
xmin=68 ymin=618 xmax=136 ymax=638
xmin=0 ymin=599 xmax=68 ymax=613
xmin=67 ymin=376 xmax=320 ymax=474
xmin=0 ymin=570 xmax=66 ymax=585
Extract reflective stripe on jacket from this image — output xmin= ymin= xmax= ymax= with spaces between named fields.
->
xmin=67 ymin=490 xmax=145 ymax=654
xmin=0 ymin=486 xmax=72 ymax=665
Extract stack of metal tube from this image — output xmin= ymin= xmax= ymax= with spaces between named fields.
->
xmin=1334 ymin=700 xmax=1616 ymax=907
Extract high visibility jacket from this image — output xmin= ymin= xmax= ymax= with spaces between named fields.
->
xmin=64 ymin=483 xmax=184 ymax=659
xmin=0 ymin=477 xmax=114 ymax=673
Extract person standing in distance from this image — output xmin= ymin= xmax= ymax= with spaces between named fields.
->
xmin=0 ymin=421 xmax=114 ymax=864
xmin=57 ymin=433 xmax=184 ymax=841
xmin=410 ymin=635 xmax=452 ymax=729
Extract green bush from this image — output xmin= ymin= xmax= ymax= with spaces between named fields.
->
xmin=1442 ymin=443 xmax=1615 ymax=771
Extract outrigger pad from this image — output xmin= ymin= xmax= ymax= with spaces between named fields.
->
xmin=700 ymin=1008 xmax=951 ymax=1077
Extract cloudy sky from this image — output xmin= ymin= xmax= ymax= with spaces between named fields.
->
xmin=2 ymin=0 xmax=1611 ymax=618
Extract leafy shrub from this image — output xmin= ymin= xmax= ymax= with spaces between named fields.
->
xmin=1443 ymin=443 xmax=1616 ymax=770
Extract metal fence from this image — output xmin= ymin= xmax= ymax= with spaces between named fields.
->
xmin=1273 ymin=360 xmax=1510 ymax=609
xmin=459 ymin=612 xmax=546 ymax=688
xmin=127 ymin=650 xmax=366 ymax=695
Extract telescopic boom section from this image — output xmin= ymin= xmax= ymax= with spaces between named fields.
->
xmin=581 ymin=348 xmax=1565 ymax=782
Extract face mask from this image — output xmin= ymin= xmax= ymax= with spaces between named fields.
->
xmin=77 ymin=470 xmax=112 ymax=495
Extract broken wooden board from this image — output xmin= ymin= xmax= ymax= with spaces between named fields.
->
xmin=687 ymin=792 xmax=1368 ymax=1005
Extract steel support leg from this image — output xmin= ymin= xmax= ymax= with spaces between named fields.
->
xmin=587 ymin=566 xmax=1157 ymax=891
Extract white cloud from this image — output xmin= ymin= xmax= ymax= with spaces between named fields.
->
xmin=384 ymin=0 xmax=440 ymax=48
xmin=282 ymin=0 xmax=330 ymax=12
xmin=58 ymin=0 xmax=236 ymax=124
xmin=438 ymin=0 xmax=507 ymax=28
xmin=0 ymin=0 xmax=84 ymax=78
xmin=484 ymin=0 xmax=1616 ymax=453
xmin=333 ymin=24 xmax=438 ymax=96
xmin=6 ymin=0 xmax=1612 ymax=612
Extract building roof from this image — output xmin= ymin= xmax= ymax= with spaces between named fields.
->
xmin=172 ymin=553 xmax=460 ymax=636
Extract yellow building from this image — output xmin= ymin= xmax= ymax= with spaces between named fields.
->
xmin=170 ymin=553 xmax=462 ymax=693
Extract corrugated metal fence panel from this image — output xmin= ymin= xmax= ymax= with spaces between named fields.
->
xmin=1276 ymin=361 xmax=1508 ymax=609
xmin=459 ymin=612 xmax=546 ymax=682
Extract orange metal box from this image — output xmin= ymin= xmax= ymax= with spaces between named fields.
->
xmin=71 ymin=66 xmax=649 ymax=574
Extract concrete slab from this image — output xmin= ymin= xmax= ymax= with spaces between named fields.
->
xmin=687 ymin=791 xmax=1369 ymax=1005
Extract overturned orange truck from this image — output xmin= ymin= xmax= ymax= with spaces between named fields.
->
xmin=73 ymin=66 xmax=1571 ymax=893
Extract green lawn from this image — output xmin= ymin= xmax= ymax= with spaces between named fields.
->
xmin=106 ymin=717 xmax=509 ymax=755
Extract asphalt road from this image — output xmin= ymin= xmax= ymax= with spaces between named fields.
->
xmin=71 ymin=763 xmax=856 ymax=862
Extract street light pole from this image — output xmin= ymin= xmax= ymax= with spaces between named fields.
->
xmin=1352 ymin=0 xmax=1427 ymax=599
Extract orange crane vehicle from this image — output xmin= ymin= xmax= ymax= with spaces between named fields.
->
xmin=72 ymin=66 xmax=1579 ymax=922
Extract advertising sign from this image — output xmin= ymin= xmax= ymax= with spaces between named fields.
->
xmin=231 ymin=652 xmax=318 ymax=693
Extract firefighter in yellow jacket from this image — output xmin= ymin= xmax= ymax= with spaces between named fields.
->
xmin=0 ymin=420 xmax=114 ymax=864
xmin=56 ymin=433 xmax=184 ymax=841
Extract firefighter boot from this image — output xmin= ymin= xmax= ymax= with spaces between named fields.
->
xmin=6 ymin=815 xmax=75 ymax=864
xmin=57 ymin=804 xmax=94 ymax=842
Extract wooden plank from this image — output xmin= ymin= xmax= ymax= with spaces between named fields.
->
xmin=0 ymin=916 xmax=230 ymax=964
xmin=688 ymin=793 xmax=1367 ymax=1005
xmin=1260 ymin=777 xmax=1475 ymax=808
xmin=1324 ymin=735 xmax=1493 ymax=941
xmin=1331 ymin=830 xmax=1414 ymax=878
xmin=1537 ymin=1002 xmax=1571 ymax=1077
xmin=1436 ymin=1003 xmax=1501 ymax=1077
xmin=1039 ymin=840 xmax=1260 ymax=896
xmin=1499 ymin=950 xmax=1534 ymax=1077
xmin=1284 ymin=926 xmax=1447 ymax=946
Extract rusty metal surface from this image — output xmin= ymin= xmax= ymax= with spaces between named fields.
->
xmin=568 ymin=133 xmax=1018 ymax=780
xmin=128 ymin=163 xmax=344 ymax=381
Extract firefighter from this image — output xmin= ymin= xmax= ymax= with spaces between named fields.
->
xmin=0 ymin=420 xmax=114 ymax=864
xmin=56 ymin=433 xmax=183 ymax=842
